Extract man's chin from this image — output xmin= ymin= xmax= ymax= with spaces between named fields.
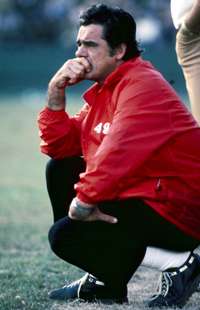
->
xmin=84 ymin=72 xmax=94 ymax=80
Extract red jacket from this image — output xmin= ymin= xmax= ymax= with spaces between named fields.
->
xmin=38 ymin=57 xmax=200 ymax=240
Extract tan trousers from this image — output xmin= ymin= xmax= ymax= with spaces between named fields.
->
xmin=176 ymin=24 xmax=200 ymax=124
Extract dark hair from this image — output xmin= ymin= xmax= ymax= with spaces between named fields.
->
xmin=79 ymin=3 xmax=141 ymax=60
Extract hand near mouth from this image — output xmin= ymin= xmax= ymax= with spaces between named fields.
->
xmin=46 ymin=57 xmax=92 ymax=110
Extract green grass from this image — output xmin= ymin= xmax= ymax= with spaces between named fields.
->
xmin=0 ymin=93 xmax=199 ymax=310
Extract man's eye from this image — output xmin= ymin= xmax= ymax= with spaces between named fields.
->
xmin=77 ymin=41 xmax=98 ymax=48
xmin=87 ymin=42 xmax=98 ymax=47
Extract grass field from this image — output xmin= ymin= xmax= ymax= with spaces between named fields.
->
xmin=0 ymin=93 xmax=199 ymax=310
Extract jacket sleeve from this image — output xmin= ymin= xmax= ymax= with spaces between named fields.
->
xmin=75 ymin=77 xmax=179 ymax=204
xmin=38 ymin=103 xmax=89 ymax=159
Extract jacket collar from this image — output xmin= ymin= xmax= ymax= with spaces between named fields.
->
xmin=83 ymin=56 xmax=141 ymax=105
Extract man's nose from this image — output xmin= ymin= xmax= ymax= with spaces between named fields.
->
xmin=75 ymin=45 xmax=87 ymax=58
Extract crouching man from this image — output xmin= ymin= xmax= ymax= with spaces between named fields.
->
xmin=38 ymin=4 xmax=200 ymax=308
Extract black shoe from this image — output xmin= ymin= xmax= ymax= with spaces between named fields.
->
xmin=48 ymin=274 xmax=85 ymax=300
xmin=147 ymin=253 xmax=200 ymax=308
xmin=49 ymin=273 xmax=128 ymax=304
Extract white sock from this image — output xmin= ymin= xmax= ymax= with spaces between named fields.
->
xmin=142 ymin=247 xmax=190 ymax=271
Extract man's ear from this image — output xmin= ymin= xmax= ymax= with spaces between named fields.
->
xmin=115 ymin=43 xmax=127 ymax=60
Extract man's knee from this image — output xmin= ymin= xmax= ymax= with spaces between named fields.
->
xmin=48 ymin=217 xmax=76 ymax=257
xmin=48 ymin=221 xmax=62 ymax=256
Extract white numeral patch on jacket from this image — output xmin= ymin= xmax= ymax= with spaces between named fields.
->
xmin=94 ymin=122 xmax=110 ymax=134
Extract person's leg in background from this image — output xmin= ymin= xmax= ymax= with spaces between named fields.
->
xmin=172 ymin=0 xmax=200 ymax=124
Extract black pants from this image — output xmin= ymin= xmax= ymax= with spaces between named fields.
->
xmin=46 ymin=157 xmax=199 ymax=295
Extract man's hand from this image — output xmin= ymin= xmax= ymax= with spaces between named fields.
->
xmin=47 ymin=57 xmax=91 ymax=111
xmin=49 ymin=57 xmax=91 ymax=89
xmin=68 ymin=197 xmax=118 ymax=224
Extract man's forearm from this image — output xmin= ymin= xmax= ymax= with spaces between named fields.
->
xmin=47 ymin=85 xmax=66 ymax=111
